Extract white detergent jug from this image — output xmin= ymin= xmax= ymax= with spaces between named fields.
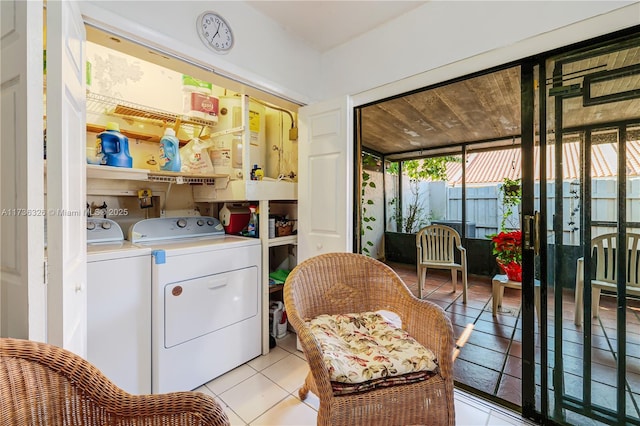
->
xmin=269 ymin=301 xmax=287 ymax=339
xmin=179 ymin=137 xmax=215 ymax=174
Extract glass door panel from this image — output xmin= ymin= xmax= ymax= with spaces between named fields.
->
xmin=541 ymin=31 xmax=640 ymax=425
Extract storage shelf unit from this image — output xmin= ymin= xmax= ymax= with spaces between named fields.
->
xmin=85 ymin=88 xmax=298 ymax=359
xmin=259 ymin=199 xmax=297 ymax=354
xmin=86 ymin=91 xmax=218 ymax=139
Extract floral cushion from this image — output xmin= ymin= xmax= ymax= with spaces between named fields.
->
xmin=307 ymin=311 xmax=438 ymax=389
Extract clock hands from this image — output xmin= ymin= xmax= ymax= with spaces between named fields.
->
xmin=198 ymin=12 xmax=232 ymax=52
xmin=212 ymin=22 xmax=221 ymax=39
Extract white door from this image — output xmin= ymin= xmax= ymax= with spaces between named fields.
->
xmin=298 ymin=97 xmax=353 ymax=262
xmin=0 ymin=1 xmax=46 ymax=341
xmin=45 ymin=0 xmax=87 ymax=356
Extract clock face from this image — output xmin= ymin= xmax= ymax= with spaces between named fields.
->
xmin=197 ymin=12 xmax=234 ymax=53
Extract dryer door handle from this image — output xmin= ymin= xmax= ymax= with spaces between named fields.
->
xmin=208 ymin=279 xmax=228 ymax=290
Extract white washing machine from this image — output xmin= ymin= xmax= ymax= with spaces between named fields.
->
xmin=129 ymin=216 xmax=262 ymax=394
xmin=86 ymin=217 xmax=152 ymax=394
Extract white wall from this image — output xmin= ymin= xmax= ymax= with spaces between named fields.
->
xmin=80 ymin=1 xmax=322 ymax=104
xmin=323 ymin=1 xmax=637 ymax=100
xmin=81 ymin=1 xmax=639 ymax=106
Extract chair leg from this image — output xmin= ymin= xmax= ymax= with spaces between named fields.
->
xmin=574 ymin=258 xmax=584 ymax=326
xmin=418 ymin=267 xmax=427 ymax=299
xmin=298 ymin=383 xmax=309 ymax=400
xmin=462 ymin=268 xmax=468 ymax=304
xmin=451 ymin=269 xmax=457 ymax=293
xmin=592 ymin=288 xmax=601 ymax=318
xmin=492 ymin=281 xmax=500 ymax=316
xmin=299 ymin=372 xmax=313 ymax=400
xmin=534 ymin=285 xmax=541 ymax=326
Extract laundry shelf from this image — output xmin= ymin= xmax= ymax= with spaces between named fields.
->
xmin=268 ymin=284 xmax=284 ymax=294
xmin=267 ymin=235 xmax=297 ymax=247
xmin=147 ymin=170 xmax=228 ymax=185
xmin=86 ymin=164 xmax=149 ymax=181
xmin=86 ymin=91 xmax=218 ymax=130
xmin=86 ymin=165 xmax=230 ymax=185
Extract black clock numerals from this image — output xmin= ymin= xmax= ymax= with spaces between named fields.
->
xmin=198 ymin=11 xmax=233 ymax=53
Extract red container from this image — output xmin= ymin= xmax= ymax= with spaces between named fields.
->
xmin=219 ymin=203 xmax=250 ymax=234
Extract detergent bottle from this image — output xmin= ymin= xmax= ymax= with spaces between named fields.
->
xmin=245 ymin=205 xmax=258 ymax=237
xmin=179 ymin=137 xmax=215 ymax=174
xmin=96 ymin=122 xmax=133 ymax=168
xmin=159 ymin=128 xmax=181 ymax=172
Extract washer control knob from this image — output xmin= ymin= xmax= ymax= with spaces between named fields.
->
xmin=207 ymin=219 xmax=214 ymax=226
xmin=86 ymin=221 xmax=96 ymax=230
xmin=101 ymin=221 xmax=112 ymax=230
xmin=197 ymin=219 xmax=204 ymax=226
xmin=177 ymin=218 xmax=188 ymax=228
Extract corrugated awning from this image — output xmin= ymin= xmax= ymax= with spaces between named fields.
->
xmin=444 ymin=140 xmax=639 ymax=185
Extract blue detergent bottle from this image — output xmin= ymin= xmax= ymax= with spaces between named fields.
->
xmin=159 ymin=128 xmax=181 ymax=172
xmin=97 ymin=122 xmax=133 ymax=168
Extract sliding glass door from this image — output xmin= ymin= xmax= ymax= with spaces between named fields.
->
xmin=534 ymin=30 xmax=640 ymax=425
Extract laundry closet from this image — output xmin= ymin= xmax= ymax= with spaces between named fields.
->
xmin=83 ymin=25 xmax=299 ymax=394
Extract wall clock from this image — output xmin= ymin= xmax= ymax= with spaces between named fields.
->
xmin=196 ymin=11 xmax=234 ymax=54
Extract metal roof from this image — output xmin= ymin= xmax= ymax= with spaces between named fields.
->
xmin=445 ymin=140 xmax=640 ymax=185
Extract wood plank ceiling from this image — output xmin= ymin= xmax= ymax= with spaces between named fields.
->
xmin=359 ymin=66 xmax=522 ymax=156
xmin=359 ymin=39 xmax=640 ymax=159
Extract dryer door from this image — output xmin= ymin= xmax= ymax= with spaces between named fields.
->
xmin=164 ymin=266 xmax=259 ymax=348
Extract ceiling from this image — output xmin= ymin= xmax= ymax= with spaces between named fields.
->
xmin=360 ymin=66 xmax=522 ymax=157
xmin=245 ymin=1 xmax=428 ymax=52
xmin=360 ymin=37 xmax=640 ymax=159
xmin=246 ymin=2 xmax=639 ymax=159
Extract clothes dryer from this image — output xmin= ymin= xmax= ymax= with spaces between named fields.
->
xmin=129 ymin=216 xmax=261 ymax=394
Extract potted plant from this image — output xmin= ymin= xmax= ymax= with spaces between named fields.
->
xmin=499 ymin=177 xmax=521 ymax=231
xmin=491 ymin=230 xmax=522 ymax=281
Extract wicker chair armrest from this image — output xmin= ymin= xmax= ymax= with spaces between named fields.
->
xmin=0 ymin=338 xmax=230 ymax=426
xmin=106 ymin=391 xmax=229 ymax=424
xmin=383 ymin=295 xmax=455 ymax=380
xmin=283 ymin=281 xmax=335 ymax=400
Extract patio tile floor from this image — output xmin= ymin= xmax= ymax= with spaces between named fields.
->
xmin=386 ymin=261 xmax=640 ymax=422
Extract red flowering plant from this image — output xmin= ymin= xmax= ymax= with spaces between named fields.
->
xmin=490 ymin=230 xmax=522 ymax=281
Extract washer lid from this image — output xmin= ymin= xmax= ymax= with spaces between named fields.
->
xmin=87 ymin=241 xmax=152 ymax=261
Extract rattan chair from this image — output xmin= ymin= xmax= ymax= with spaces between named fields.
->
xmin=416 ymin=224 xmax=468 ymax=303
xmin=0 ymin=337 xmax=230 ymax=426
xmin=284 ymin=252 xmax=456 ymax=426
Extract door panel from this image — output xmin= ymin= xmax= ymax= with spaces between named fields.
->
xmin=298 ymin=97 xmax=353 ymax=261
xmin=0 ymin=0 xmax=46 ymax=341
xmin=45 ymin=0 xmax=87 ymax=356
xmin=540 ymin=32 xmax=640 ymax=425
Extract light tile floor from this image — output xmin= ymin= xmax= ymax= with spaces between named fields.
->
xmin=195 ymin=333 xmax=539 ymax=426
